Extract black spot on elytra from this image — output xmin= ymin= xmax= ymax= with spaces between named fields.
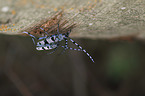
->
xmin=44 ymin=39 xmax=48 ymax=44
xmin=42 ymin=47 xmax=45 ymax=50
xmin=51 ymin=37 xmax=55 ymax=41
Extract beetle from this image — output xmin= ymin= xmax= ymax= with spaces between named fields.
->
xmin=23 ymin=24 xmax=95 ymax=62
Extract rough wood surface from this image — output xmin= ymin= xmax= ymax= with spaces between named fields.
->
xmin=0 ymin=0 xmax=144 ymax=39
